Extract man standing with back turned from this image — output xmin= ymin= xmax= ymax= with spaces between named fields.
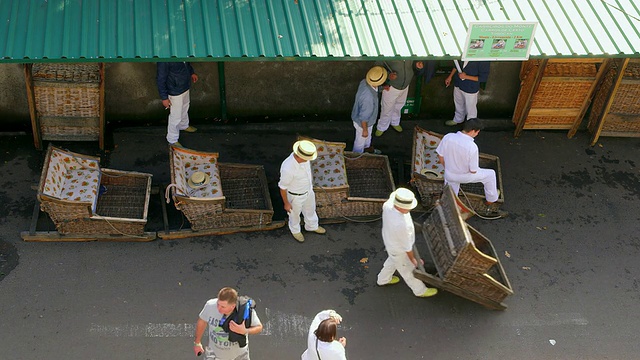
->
xmin=375 ymin=60 xmax=415 ymax=136
xmin=157 ymin=62 xmax=198 ymax=146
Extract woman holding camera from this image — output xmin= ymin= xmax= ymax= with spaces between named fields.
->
xmin=301 ymin=310 xmax=347 ymax=360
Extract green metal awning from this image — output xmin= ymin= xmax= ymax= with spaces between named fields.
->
xmin=1 ymin=0 xmax=639 ymax=63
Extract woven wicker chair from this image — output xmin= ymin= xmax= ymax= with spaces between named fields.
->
xmin=168 ymin=145 xmax=275 ymax=231
xmin=299 ymin=137 xmax=395 ymax=221
xmin=410 ymin=126 xmax=504 ymax=214
xmin=37 ymin=145 xmax=152 ymax=235
xmin=415 ymin=186 xmax=513 ymax=310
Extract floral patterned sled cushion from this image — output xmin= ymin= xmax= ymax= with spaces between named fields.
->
xmin=170 ymin=146 xmax=223 ymax=198
xmin=42 ymin=147 xmax=101 ymax=211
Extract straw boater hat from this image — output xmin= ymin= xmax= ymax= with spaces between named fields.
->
xmin=420 ymin=168 xmax=443 ymax=179
xmin=187 ymin=171 xmax=211 ymax=189
xmin=392 ymin=188 xmax=418 ymax=210
xmin=293 ymin=140 xmax=317 ymax=161
xmin=366 ymin=66 xmax=387 ymax=87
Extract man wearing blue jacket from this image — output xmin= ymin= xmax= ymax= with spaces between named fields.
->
xmin=351 ymin=66 xmax=387 ymax=153
xmin=444 ymin=61 xmax=490 ymax=126
xmin=156 ymin=62 xmax=199 ymax=146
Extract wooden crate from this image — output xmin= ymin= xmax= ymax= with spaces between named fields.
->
xmin=24 ymin=63 xmax=106 ymax=149
xmin=513 ymin=59 xmax=609 ymax=138
xmin=588 ymin=59 xmax=640 ymax=145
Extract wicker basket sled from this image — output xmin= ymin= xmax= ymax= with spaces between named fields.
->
xmin=21 ymin=145 xmax=154 ymax=241
xmin=413 ymin=186 xmax=513 ymax=310
xmin=300 ymin=137 xmax=395 ymax=223
xmin=24 ymin=63 xmax=106 ymax=150
xmin=410 ymin=126 xmax=504 ymax=215
xmin=512 ymin=58 xmax=608 ymax=138
xmin=159 ymin=145 xmax=284 ymax=239
xmin=587 ymin=58 xmax=640 ymax=145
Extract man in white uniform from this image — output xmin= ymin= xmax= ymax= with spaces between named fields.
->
xmin=279 ymin=140 xmax=327 ymax=243
xmin=436 ymin=118 xmax=507 ymax=218
xmin=376 ymin=188 xmax=438 ymax=298
xmin=194 ymin=287 xmax=263 ymax=360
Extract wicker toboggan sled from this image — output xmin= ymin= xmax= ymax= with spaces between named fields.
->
xmin=22 ymin=145 xmax=154 ymax=241
xmin=299 ymin=137 xmax=395 ymax=223
xmin=159 ymin=145 xmax=284 ymax=239
xmin=413 ymin=186 xmax=513 ymax=310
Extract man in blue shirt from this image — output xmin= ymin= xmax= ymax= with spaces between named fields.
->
xmin=351 ymin=66 xmax=387 ymax=153
xmin=156 ymin=62 xmax=199 ymax=146
xmin=444 ymin=61 xmax=490 ymax=126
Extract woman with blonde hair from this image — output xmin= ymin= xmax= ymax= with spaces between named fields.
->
xmin=301 ymin=310 xmax=347 ymax=360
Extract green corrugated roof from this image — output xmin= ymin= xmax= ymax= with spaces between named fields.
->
xmin=1 ymin=0 xmax=639 ymax=63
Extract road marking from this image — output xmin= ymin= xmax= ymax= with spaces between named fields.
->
xmin=89 ymin=308 xmax=316 ymax=338
xmin=436 ymin=312 xmax=588 ymax=329
xmin=89 ymin=323 xmax=196 ymax=337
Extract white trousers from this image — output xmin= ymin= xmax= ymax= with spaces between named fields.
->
xmin=377 ymin=252 xmax=427 ymax=296
xmin=377 ymin=86 xmax=409 ymax=131
xmin=352 ymin=123 xmax=374 ymax=153
xmin=452 ymin=86 xmax=478 ymax=123
xmin=166 ymin=90 xmax=191 ymax=144
xmin=287 ymin=191 xmax=319 ymax=234
xmin=445 ymin=168 xmax=499 ymax=203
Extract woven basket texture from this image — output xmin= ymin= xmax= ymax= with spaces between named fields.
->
xmin=588 ymin=62 xmax=618 ymax=132
xmin=56 ymin=218 xmax=146 ymax=236
xmin=173 ymin=162 xmax=273 ymax=231
xmin=609 ymin=83 xmax=640 ymax=116
xmin=38 ymin=146 xmax=152 ymax=236
xmin=34 ymin=86 xmax=100 ymax=118
xmin=530 ymin=81 xmax=593 ymax=109
xmin=422 ymin=190 xmax=512 ymax=303
xmin=32 ymin=63 xmax=100 ymax=83
xmin=95 ymin=173 xmax=150 ymax=220
xmin=543 ymin=62 xmax=597 ymax=77
xmin=589 ymin=59 xmax=640 ymax=135
xmin=623 ymin=61 xmax=640 ymax=78
xmin=514 ymin=60 xmax=603 ymax=130
xmin=314 ymin=153 xmax=394 ymax=219
xmin=41 ymin=177 xmax=150 ymax=235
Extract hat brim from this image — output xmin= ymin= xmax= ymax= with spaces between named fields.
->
xmin=293 ymin=142 xmax=317 ymax=161
xmin=391 ymin=190 xmax=418 ymax=210
xmin=420 ymin=168 xmax=443 ymax=179
xmin=187 ymin=173 xmax=211 ymax=189
xmin=366 ymin=72 xmax=388 ymax=87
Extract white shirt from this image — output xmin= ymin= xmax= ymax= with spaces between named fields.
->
xmin=279 ymin=153 xmax=313 ymax=194
xmin=435 ymin=131 xmax=479 ymax=176
xmin=381 ymin=198 xmax=415 ymax=255
xmin=301 ymin=310 xmax=347 ymax=360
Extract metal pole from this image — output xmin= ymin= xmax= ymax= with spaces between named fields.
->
xmin=413 ymin=75 xmax=423 ymax=115
xmin=217 ymin=62 xmax=228 ymax=121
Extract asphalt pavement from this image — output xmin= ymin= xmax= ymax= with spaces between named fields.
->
xmin=0 ymin=119 xmax=639 ymax=360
